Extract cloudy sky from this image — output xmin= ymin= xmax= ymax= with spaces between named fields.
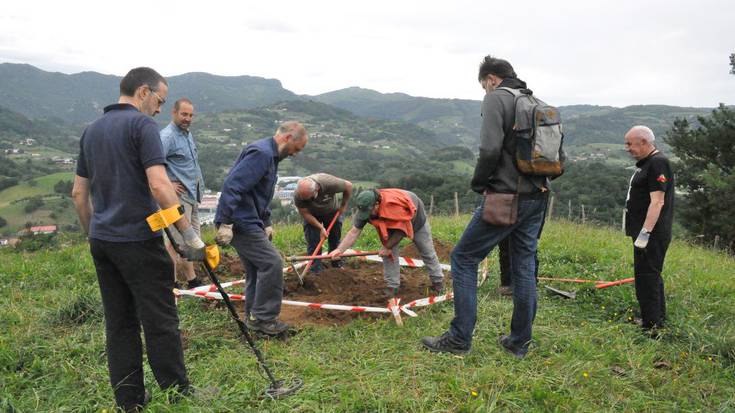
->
xmin=1 ymin=0 xmax=732 ymax=107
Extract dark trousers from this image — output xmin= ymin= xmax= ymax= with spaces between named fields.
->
xmin=498 ymin=234 xmax=541 ymax=287
xmin=90 ymin=237 xmax=189 ymax=410
xmin=231 ymin=230 xmax=284 ymax=321
xmin=633 ymin=235 xmax=670 ymax=329
xmin=303 ymin=210 xmax=343 ymax=272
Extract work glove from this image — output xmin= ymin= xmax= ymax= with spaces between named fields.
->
xmin=182 ymin=226 xmax=205 ymax=249
xmin=634 ymin=229 xmax=650 ymax=249
xmin=180 ymin=245 xmax=206 ymax=262
xmin=265 ymin=226 xmax=274 ymax=241
xmin=215 ymin=224 xmax=234 ymax=246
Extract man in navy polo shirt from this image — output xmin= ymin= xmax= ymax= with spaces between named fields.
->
xmin=214 ymin=121 xmax=308 ymax=336
xmin=72 ymin=67 xmax=205 ymax=412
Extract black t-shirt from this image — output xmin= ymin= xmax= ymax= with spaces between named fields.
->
xmin=624 ymin=152 xmax=674 ymax=238
xmin=76 ymin=104 xmax=166 ymax=241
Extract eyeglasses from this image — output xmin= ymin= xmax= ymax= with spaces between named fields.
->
xmin=147 ymin=86 xmax=166 ymax=107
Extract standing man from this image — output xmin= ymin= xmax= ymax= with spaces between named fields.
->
xmin=160 ymin=98 xmax=205 ymax=289
xmin=293 ymin=173 xmax=353 ymax=273
xmin=421 ymin=55 xmax=558 ymax=358
xmin=329 ymin=188 xmax=445 ymax=298
xmin=624 ymin=125 xmax=674 ymax=332
xmin=72 ymin=67 xmax=204 ymax=412
xmin=214 ymin=121 xmax=308 ymax=336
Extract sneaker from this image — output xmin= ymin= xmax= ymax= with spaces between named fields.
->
xmin=498 ymin=334 xmax=527 ymax=359
xmin=430 ymin=280 xmax=444 ymax=295
xmin=383 ymin=287 xmax=399 ymax=299
xmin=187 ymin=278 xmax=203 ymax=289
xmin=497 ymin=285 xmax=513 ymax=296
xmin=421 ymin=332 xmax=471 ymax=355
xmin=245 ymin=316 xmax=291 ymax=336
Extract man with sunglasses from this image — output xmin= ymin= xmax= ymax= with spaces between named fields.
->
xmin=293 ymin=173 xmax=353 ymax=273
xmin=72 ymin=67 xmax=204 ymax=411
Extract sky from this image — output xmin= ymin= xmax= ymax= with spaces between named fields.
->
xmin=1 ymin=0 xmax=733 ymax=107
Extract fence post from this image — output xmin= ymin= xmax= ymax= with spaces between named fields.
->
xmin=621 ymin=209 xmax=626 ymax=233
xmin=429 ymin=194 xmax=434 ymax=217
xmin=568 ymin=199 xmax=572 ymax=220
xmin=454 ymin=192 xmax=459 ymax=217
xmin=581 ymin=204 xmax=586 ymax=224
xmin=714 ymin=235 xmax=720 ymax=250
xmin=547 ymin=196 xmax=554 ymax=220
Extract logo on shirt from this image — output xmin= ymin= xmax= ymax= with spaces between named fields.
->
xmin=657 ymin=174 xmax=668 ymax=183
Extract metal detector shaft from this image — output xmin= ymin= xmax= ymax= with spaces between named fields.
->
xmin=299 ymin=211 xmax=342 ymax=280
xmin=164 ymin=228 xmax=279 ymax=386
xmin=288 ymin=250 xmax=380 ymax=262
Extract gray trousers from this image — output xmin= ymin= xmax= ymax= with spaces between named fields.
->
xmin=383 ymin=221 xmax=444 ymax=288
xmin=231 ymin=230 xmax=283 ymax=321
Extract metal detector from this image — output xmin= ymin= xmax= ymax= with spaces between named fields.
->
xmin=147 ymin=207 xmax=303 ymax=399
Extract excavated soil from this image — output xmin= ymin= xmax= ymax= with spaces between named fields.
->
xmin=192 ymin=240 xmax=455 ymax=327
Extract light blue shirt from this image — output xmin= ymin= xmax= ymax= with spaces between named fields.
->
xmin=160 ymin=123 xmax=204 ymax=203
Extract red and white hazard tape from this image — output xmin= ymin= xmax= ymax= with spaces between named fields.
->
xmin=176 ymin=252 xmax=488 ymax=324
xmin=348 ymin=249 xmax=452 ymax=272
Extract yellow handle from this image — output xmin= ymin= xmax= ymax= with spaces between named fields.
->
xmin=146 ymin=205 xmax=184 ymax=231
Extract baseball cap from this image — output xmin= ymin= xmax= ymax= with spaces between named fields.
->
xmin=355 ymin=190 xmax=378 ymax=221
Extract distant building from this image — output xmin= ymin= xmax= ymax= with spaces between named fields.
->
xmin=30 ymin=225 xmax=57 ymax=235
xmin=4 ymin=148 xmax=23 ymax=155
xmin=22 ymin=138 xmax=36 ymax=146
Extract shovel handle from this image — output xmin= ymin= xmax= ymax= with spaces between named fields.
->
xmin=288 ymin=250 xmax=380 ymax=262
xmin=595 ymin=277 xmax=635 ymax=289
xmin=300 ymin=211 xmax=342 ymax=276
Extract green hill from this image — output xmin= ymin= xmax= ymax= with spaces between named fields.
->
xmin=0 ymin=63 xmax=298 ymax=124
xmin=1 ymin=218 xmax=733 ymax=411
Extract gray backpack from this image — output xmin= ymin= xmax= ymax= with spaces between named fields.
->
xmin=499 ymin=87 xmax=564 ymax=177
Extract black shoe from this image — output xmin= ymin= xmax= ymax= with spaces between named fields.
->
xmin=430 ymin=280 xmax=444 ymax=295
xmin=187 ymin=278 xmax=203 ymax=289
xmin=421 ymin=332 xmax=470 ymax=355
xmin=123 ymin=389 xmax=150 ymax=412
xmin=331 ymin=260 xmax=344 ymax=269
xmin=245 ymin=316 xmax=291 ymax=336
xmin=383 ymin=287 xmax=399 ymax=299
xmin=498 ymin=334 xmax=527 ymax=359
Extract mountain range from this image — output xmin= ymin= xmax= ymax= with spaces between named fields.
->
xmin=0 ymin=63 xmax=715 ymax=149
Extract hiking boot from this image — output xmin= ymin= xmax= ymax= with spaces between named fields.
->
xmin=430 ymin=280 xmax=444 ymax=295
xmin=421 ymin=332 xmax=471 ymax=355
xmin=498 ymin=334 xmax=527 ymax=359
xmin=245 ymin=316 xmax=291 ymax=336
xmin=383 ymin=287 xmax=399 ymax=299
xmin=497 ymin=285 xmax=513 ymax=296
xmin=187 ymin=277 xmax=203 ymax=289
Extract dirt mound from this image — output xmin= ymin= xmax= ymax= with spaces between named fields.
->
xmin=194 ymin=240 xmax=453 ymax=327
xmin=400 ymin=238 xmax=453 ymax=262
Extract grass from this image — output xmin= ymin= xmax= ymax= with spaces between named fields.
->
xmin=0 ymin=172 xmax=75 ymax=233
xmin=1 ymin=218 xmax=734 ymax=412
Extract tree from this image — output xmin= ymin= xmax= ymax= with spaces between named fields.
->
xmin=665 ymin=104 xmax=735 ymax=251
xmin=24 ymin=196 xmax=44 ymax=213
xmin=730 ymin=53 xmax=734 ymax=75
xmin=53 ymin=179 xmax=73 ymax=195
xmin=0 ymin=216 xmax=6 ymax=228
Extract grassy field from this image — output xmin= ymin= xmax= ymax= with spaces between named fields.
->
xmin=1 ymin=218 xmax=734 ymax=412
xmin=0 ymin=172 xmax=76 ymax=233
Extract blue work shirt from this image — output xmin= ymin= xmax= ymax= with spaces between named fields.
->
xmin=160 ymin=123 xmax=204 ymax=203
xmin=215 ymin=137 xmax=280 ymax=233
xmin=76 ymin=103 xmax=165 ymax=242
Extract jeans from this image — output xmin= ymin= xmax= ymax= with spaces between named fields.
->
xmin=303 ymin=210 xmax=343 ymax=272
xmin=231 ymin=229 xmax=284 ymax=321
xmin=382 ymin=220 xmax=444 ymax=288
xmin=89 ymin=237 xmax=189 ymax=410
xmin=449 ymin=193 xmax=547 ymax=351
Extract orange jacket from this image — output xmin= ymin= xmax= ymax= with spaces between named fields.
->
xmin=369 ymin=189 xmax=416 ymax=245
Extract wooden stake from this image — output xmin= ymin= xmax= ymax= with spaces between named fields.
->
xmin=429 ymin=194 xmax=434 ymax=216
xmin=581 ymin=204 xmax=586 ymax=224
xmin=547 ymin=196 xmax=554 ymax=220
xmin=454 ymin=192 xmax=459 ymax=217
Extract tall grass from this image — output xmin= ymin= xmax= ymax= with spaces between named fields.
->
xmin=1 ymin=218 xmax=734 ymax=411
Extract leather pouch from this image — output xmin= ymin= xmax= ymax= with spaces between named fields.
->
xmin=482 ymin=192 xmax=518 ymax=226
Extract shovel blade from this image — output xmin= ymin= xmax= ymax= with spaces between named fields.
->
xmin=545 ymin=285 xmax=576 ymax=299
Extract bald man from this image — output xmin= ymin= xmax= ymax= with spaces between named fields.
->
xmin=214 ymin=121 xmax=308 ymax=336
xmin=624 ymin=125 xmax=674 ymax=333
xmin=294 ymin=173 xmax=353 ymax=273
